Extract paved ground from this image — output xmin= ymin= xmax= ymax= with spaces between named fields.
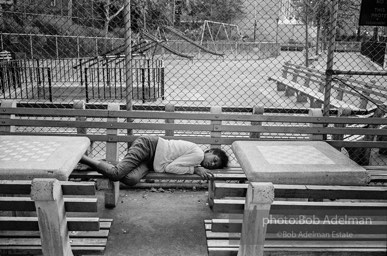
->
xmin=97 ymin=187 xmax=214 ymax=256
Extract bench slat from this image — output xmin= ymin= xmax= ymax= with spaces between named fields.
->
xmin=214 ymin=182 xmax=387 ymax=199
xmin=0 ymin=237 xmax=108 ymax=246
xmin=207 ymin=239 xmax=387 ymax=248
xmin=213 ymin=199 xmax=387 ymax=215
xmin=206 ymin=227 xmax=387 ymax=241
xmin=0 ymin=180 xmax=96 ymax=195
xmin=0 ymin=197 xmax=98 ymax=212
xmin=207 ymin=248 xmax=386 ymax=256
xmin=0 ymin=217 xmax=100 ymax=231
xmin=210 ymin=218 xmax=387 ymax=234
xmin=0 ymin=246 xmax=106 ymax=255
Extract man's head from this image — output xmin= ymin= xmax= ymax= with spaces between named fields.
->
xmin=201 ymin=148 xmax=229 ymax=170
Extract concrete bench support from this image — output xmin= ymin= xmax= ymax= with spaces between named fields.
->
xmin=238 ymin=182 xmax=274 ymax=256
xmin=31 ymin=179 xmax=74 ymax=256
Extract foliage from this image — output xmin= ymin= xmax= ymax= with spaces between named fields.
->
xmin=185 ymin=0 xmax=245 ymax=24
xmin=294 ymin=0 xmax=361 ymax=33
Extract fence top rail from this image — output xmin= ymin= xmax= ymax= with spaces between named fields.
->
xmin=1 ymin=107 xmax=387 ymax=125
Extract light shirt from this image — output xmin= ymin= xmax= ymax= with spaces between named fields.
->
xmin=153 ymin=137 xmax=204 ymax=174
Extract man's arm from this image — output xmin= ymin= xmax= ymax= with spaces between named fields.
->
xmin=164 ymin=147 xmax=204 ymax=175
xmin=194 ymin=166 xmax=213 ymax=180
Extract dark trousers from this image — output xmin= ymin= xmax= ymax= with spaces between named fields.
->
xmin=97 ymin=136 xmax=158 ymax=186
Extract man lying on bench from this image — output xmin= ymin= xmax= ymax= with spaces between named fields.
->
xmin=80 ymin=136 xmax=229 ymax=186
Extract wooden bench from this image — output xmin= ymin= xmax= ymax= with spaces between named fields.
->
xmin=269 ymin=62 xmax=387 ymax=111
xmin=0 ymin=50 xmax=12 ymax=62
xmin=206 ymin=181 xmax=387 ymax=256
xmin=1 ymin=100 xmax=387 ymax=208
xmin=0 ymin=178 xmax=112 ymax=256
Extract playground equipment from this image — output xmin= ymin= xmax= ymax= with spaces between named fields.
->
xmin=162 ymin=25 xmax=224 ymax=57
xmin=199 ymin=20 xmax=241 ymax=45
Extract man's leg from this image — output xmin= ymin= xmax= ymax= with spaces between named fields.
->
xmin=120 ymin=162 xmax=150 ymax=186
xmin=79 ymin=137 xmax=156 ymax=181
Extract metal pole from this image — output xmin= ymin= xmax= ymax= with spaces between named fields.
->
xmin=304 ymin=0 xmax=309 ymax=67
xmin=124 ymin=0 xmax=133 ymax=145
xmin=323 ymin=0 xmax=338 ymax=116
xmin=124 ymin=0 xmax=132 ymax=110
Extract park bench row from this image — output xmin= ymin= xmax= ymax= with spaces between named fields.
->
xmin=269 ymin=62 xmax=387 ymax=111
xmin=0 ymin=178 xmax=112 ymax=256
xmin=205 ymin=180 xmax=387 ymax=256
xmin=1 ymin=100 xmax=387 ymax=209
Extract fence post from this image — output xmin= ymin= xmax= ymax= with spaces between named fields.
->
xmin=0 ymin=99 xmax=16 ymax=133
xmin=238 ymin=182 xmax=274 ymax=256
xmin=165 ymin=103 xmax=175 ymax=137
xmin=210 ymin=106 xmax=222 ymax=149
xmin=250 ymin=106 xmax=264 ymax=138
xmin=73 ymin=100 xmax=91 ymax=155
xmin=332 ymin=107 xmax=351 ymax=143
xmin=31 ymin=178 xmax=74 ymax=256
xmin=103 ymin=103 xmax=120 ymax=208
xmin=308 ymin=108 xmax=324 ymax=140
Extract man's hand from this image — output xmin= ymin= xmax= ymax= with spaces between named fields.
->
xmin=194 ymin=166 xmax=214 ymax=180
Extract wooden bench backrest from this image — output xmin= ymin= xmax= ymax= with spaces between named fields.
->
xmin=1 ymin=100 xmax=387 ymax=151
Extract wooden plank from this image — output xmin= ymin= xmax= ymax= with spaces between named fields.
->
xmin=208 ymin=239 xmax=387 ymax=249
xmin=213 ymin=199 xmax=387 ymax=215
xmin=210 ymin=218 xmax=387 ymax=234
xmin=0 ymin=217 xmax=100 ymax=231
xmin=0 ymin=180 xmax=31 ymax=194
xmin=206 ymin=225 xmax=387 ymax=241
xmin=0 ymin=238 xmax=107 ymax=247
xmin=0 ymin=197 xmax=98 ymax=212
xmin=214 ymin=182 xmax=387 ymax=200
xmin=6 ymin=117 xmax=387 ymax=133
xmin=0 ymin=218 xmax=111 ymax=238
xmin=3 ymin=107 xmax=387 ymax=124
xmin=0 ymin=180 xmax=96 ymax=195
xmin=0 ymin=246 xmax=106 ymax=255
xmin=0 ymin=229 xmax=110 ymax=238
xmin=207 ymin=247 xmax=386 ymax=256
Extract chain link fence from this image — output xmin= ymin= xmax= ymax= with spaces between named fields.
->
xmin=1 ymin=0 xmax=387 ymax=166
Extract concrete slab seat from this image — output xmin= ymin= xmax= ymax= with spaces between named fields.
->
xmin=205 ymin=181 xmax=387 ymax=256
xmin=0 ymin=179 xmax=112 ymax=256
xmin=268 ymin=61 xmax=387 ymax=111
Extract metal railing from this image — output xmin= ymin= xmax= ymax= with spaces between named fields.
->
xmin=0 ymin=58 xmax=164 ymax=103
